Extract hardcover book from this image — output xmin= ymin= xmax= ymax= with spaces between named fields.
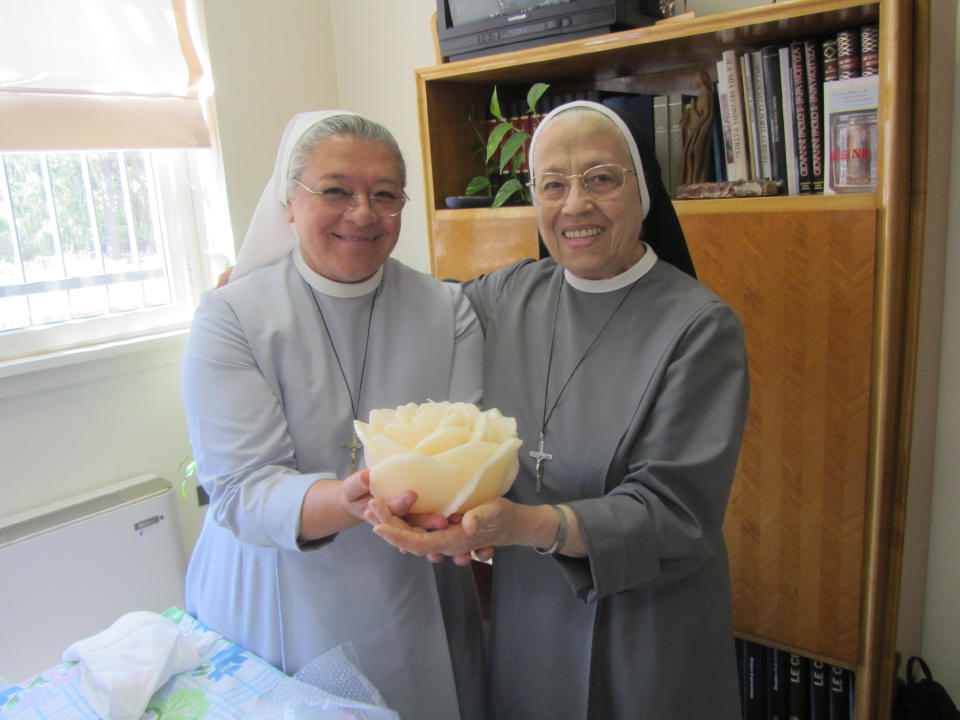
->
xmin=829 ymin=665 xmax=851 ymax=720
xmin=711 ymin=82 xmax=726 ymax=182
xmin=742 ymin=640 xmax=767 ymax=720
xmin=822 ymin=37 xmax=839 ymax=81
xmin=653 ymin=95 xmax=670 ymax=187
xmin=788 ymin=653 xmax=809 ymax=720
xmin=740 ymin=53 xmax=761 ymax=181
xmin=721 ymin=48 xmax=751 ymax=181
xmin=860 ymin=24 xmax=879 ymax=76
xmin=714 ymin=63 xmax=737 ymax=182
xmin=750 ymin=50 xmax=772 ymax=180
xmin=760 ymin=44 xmax=787 ymax=189
xmin=837 ymin=28 xmax=861 ymax=80
xmin=790 ymin=40 xmax=812 ymax=194
xmin=810 ymin=660 xmax=829 ymax=720
xmin=766 ymin=647 xmax=789 ymax=720
xmin=667 ymin=94 xmax=694 ymax=192
xmin=778 ymin=45 xmax=800 ymax=195
xmin=804 ymin=38 xmax=826 ymax=192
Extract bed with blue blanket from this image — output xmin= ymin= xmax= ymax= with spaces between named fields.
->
xmin=0 ymin=607 xmax=284 ymax=719
xmin=0 ymin=606 xmax=397 ymax=720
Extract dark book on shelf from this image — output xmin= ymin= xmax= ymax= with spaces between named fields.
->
xmin=711 ymin=81 xmax=726 ymax=182
xmin=750 ymin=50 xmax=772 ymax=180
xmin=822 ymin=37 xmax=839 ymax=81
xmin=789 ymin=40 xmax=812 ymax=194
xmin=601 ymin=93 xmax=655 ymax=147
xmin=829 ymin=665 xmax=851 ymax=720
xmin=847 ymin=668 xmax=855 ymax=718
xmin=788 ymin=653 xmax=810 ymax=720
xmin=803 ymin=38 xmax=825 ymax=192
xmin=653 ymin=95 xmax=670 ymax=187
xmin=837 ymin=28 xmax=861 ymax=79
xmin=742 ymin=640 xmax=767 ymax=720
xmin=667 ymin=94 xmax=695 ymax=192
xmin=861 ymin=24 xmax=879 ymax=76
xmin=736 ymin=638 xmax=745 ymax=708
xmin=779 ymin=45 xmax=800 ymax=195
xmin=766 ymin=647 xmax=789 ymax=720
xmin=760 ymin=44 xmax=787 ymax=189
xmin=810 ymin=660 xmax=830 ymax=720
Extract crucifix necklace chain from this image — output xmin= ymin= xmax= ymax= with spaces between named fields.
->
xmin=533 ymin=275 xmax=639 ymax=491
xmin=311 ymin=285 xmax=379 ymax=473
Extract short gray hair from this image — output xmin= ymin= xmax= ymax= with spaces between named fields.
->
xmin=285 ymin=114 xmax=406 ymax=200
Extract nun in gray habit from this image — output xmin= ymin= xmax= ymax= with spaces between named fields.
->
xmin=370 ymin=100 xmax=751 ymax=720
xmin=182 ymin=111 xmax=486 ymax=720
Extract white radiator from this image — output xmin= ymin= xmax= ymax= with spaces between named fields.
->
xmin=0 ymin=474 xmax=187 ymax=683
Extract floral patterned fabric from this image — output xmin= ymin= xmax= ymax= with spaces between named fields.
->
xmin=0 ymin=607 xmax=285 ymax=720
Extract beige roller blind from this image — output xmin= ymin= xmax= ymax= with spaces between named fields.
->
xmin=0 ymin=0 xmax=212 ymax=150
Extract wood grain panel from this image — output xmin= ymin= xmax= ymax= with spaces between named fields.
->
xmin=432 ymin=208 xmax=539 ymax=280
xmin=681 ymin=207 xmax=877 ymax=665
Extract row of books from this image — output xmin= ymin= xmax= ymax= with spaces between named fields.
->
xmin=714 ymin=23 xmax=880 ymax=195
xmin=737 ymin=639 xmax=855 ymax=720
xmin=478 ymin=22 xmax=880 ymax=198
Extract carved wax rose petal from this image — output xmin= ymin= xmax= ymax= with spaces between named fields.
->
xmin=354 ymin=401 xmax=523 ymax=516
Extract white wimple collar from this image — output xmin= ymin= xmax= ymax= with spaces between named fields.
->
xmin=294 ymin=248 xmax=383 ymax=298
xmin=563 ymin=243 xmax=657 ymax=293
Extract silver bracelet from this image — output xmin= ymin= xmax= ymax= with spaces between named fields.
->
xmin=534 ymin=504 xmax=568 ymax=556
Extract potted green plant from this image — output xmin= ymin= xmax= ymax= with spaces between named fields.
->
xmin=465 ymin=82 xmax=550 ymax=208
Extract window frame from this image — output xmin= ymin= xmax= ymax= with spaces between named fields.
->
xmin=0 ymin=147 xmax=219 ymax=364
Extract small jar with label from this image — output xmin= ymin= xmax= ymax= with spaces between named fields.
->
xmin=829 ymin=110 xmax=878 ymax=193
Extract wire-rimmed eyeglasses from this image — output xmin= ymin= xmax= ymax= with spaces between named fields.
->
xmin=295 ymin=179 xmax=408 ymax=217
xmin=527 ymin=164 xmax=637 ymax=207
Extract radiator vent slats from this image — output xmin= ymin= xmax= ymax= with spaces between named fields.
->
xmin=0 ymin=475 xmax=169 ymax=548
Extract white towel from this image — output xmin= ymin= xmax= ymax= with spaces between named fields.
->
xmin=62 ymin=611 xmax=216 ymax=720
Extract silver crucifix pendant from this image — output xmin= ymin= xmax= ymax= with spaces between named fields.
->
xmin=340 ymin=431 xmax=363 ymax=473
xmin=529 ymin=432 xmax=552 ymax=492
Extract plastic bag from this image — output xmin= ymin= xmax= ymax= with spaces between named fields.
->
xmin=254 ymin=643 xmax=399 ymax=720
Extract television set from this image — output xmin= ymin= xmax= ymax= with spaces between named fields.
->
xmin=436 ymin=0 xmax=665 ymax=63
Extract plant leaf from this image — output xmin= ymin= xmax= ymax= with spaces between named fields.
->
xmin=465 ymin=176 xmax=491 ymax=195
xmin=526 ymin=82 xmax=550 ymax=113
xmin=499 ymin=132 xmax=529 ymax=172
xmin=489 ymin=87 xmax=504 ymax=121
xmin=485 ymin=122 xmax=513 ymax=161
xmin=493 ymin=178 xmax=524 ymax=208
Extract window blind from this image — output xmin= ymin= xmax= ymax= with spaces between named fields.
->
xmin=0 ymin=0 xmax=212 ymax=150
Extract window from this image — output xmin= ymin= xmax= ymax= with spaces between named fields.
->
xmin=0 ymin=148 xmax=221 ymax=360
xmin=0 ymin=0 xmax=232 ymax=364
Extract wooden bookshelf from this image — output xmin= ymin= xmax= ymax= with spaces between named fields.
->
xmin=415 ymin=2 xmax=929 ymax=718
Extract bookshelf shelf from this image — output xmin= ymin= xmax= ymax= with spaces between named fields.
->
xmin=415 ymin=1 xmax=928 ymax=718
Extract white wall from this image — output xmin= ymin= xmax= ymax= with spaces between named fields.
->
xmin=202 ymin=0 xmax=340 ymax=255
xmin=922 ymin=6 xmax=960 ymax=698
xmin=330 ymin=0 xmax=439 ymax=272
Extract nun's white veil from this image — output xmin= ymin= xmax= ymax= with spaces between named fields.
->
xmin=231 ymin=110 xmax=359 ymax=280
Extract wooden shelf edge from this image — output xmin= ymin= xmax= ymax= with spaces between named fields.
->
xmin=416 ymin=0 xmax=880 ymax=80
xmin=675 ymin=193 xmax=877 ymax=215
xmin=434 ymin=194 xmax=877 ymax=224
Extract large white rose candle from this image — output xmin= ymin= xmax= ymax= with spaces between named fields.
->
xmin=354 ymin=401 xmax=523 ymax=516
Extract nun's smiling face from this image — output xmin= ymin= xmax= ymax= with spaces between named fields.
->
xmin=532 ymin=111 xmax=646 ymax=280
xmin=287 ymin=135 xmax=403 ymax=283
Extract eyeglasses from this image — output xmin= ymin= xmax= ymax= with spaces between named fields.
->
xmin=295 ymin=179 xmax=408 ymax=217
xmin=527 ymin=164 xmax=636 ymax=207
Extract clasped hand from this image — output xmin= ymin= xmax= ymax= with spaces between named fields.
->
xmin=363 ymin=496 xmax=514 ymax=565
